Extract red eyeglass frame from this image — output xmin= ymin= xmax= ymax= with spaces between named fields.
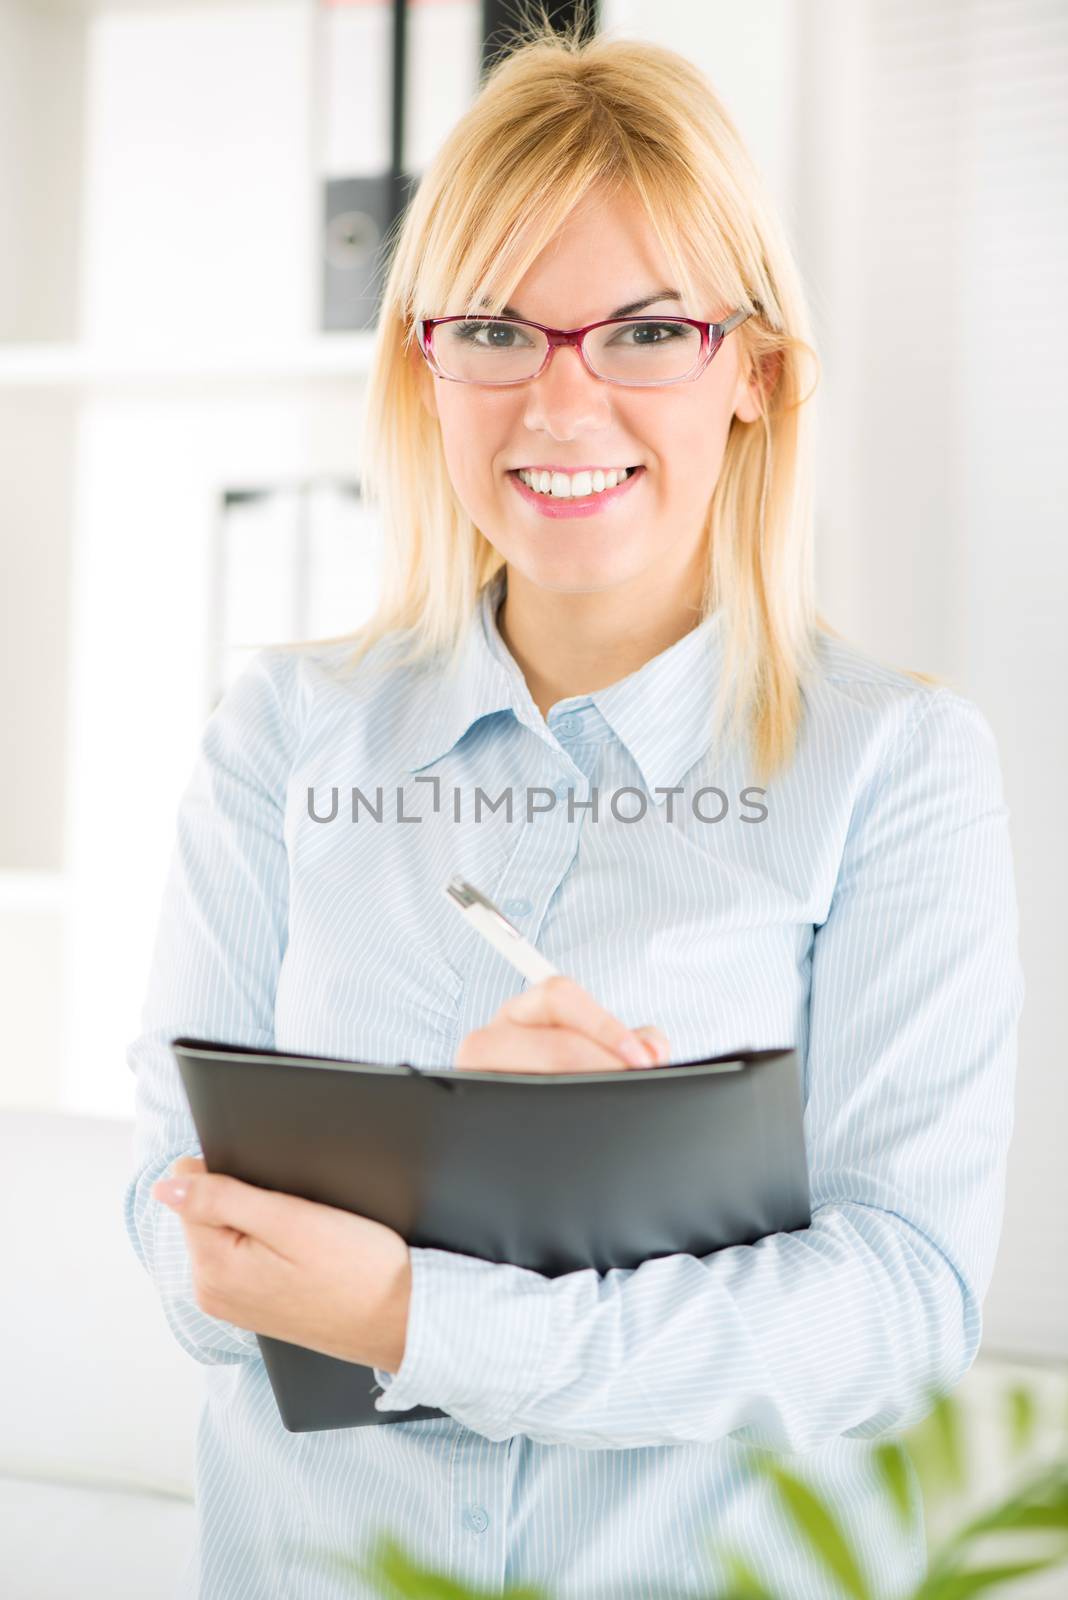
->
xmin=414 ymin=308 xmax=754 ymax=387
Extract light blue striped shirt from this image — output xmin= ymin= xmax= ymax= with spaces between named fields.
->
xmin=125 ymin=566 xmax=1023 ymax=1600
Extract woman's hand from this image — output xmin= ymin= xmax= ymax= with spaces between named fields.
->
xmin=455 ymin=974 xmax=670 ymax=1073
xmin=152 ymin=1157 xmax=411 ymax=1373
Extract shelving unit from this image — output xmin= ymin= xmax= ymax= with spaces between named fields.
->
xmin=0 ymin=872 xmax=69 ymax=913
xmin=0 ymin=0 xmax=387 ymax=1117
xmin=0 ymin=333 xmax=376 ymax=388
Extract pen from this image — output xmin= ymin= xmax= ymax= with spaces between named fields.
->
xmin=443 ymin=875 xmax=560 ymax=985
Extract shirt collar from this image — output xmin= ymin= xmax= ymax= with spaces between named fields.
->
xmin=405 ymin=572 xmax=518 ymax=775
xmin=406 ymin=568 xmax=726 ymax=803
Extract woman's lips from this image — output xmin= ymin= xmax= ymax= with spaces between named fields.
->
xmin=508 ymin=466 xmax=645 ymax=520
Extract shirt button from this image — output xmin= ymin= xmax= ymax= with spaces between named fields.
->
xmin=555 ymin=714 xmax=583 ymax=737
xmin=463 ymin=1504 xmax=490 ymax=1534
xmin=502 ymin=897 xmax=532 ymax=918
xmin=552 ymin=778 xmax=570 ymax=800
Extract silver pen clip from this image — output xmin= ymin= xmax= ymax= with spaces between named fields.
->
xmin=444 ymin=875 xmax=523 ymax=942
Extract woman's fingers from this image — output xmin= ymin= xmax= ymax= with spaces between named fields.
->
xmin=633 ymin=1025 xmax=671 ymax=1066
xmin=456 ymin=1019 xmax=636 ymax=1074
xmin=451 ymin=978 xmax=674 ymax=1074
xmin=499 ymin=975 xmax=656 ymax=1066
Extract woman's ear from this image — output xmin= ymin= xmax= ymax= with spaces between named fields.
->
xmin=733 ymin=348 xmax=782 ymax=425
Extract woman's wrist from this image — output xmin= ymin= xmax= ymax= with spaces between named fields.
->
xmin=364 ymin=1247 xmax=412 ymax=1374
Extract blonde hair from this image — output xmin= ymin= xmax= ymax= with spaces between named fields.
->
xmin=272 ymin=10 xmax=937 ymax=783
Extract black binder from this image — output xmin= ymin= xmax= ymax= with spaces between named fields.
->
xmin=170 ymin=1037 xmax=810 ymax=1435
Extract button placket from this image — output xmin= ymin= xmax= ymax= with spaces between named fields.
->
xmin=489 ymin=783 xmax=584 ymax=988
xmin=492 ymin=759 xmax=586 ymax=934
xmin=453 ymin=1445 xmax=509 ymax=1593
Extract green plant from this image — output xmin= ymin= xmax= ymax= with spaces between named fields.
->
xmin=712 ymin=1383 xmax=1068 ymax=1600
xmin=317 ymin=1371 xmax=1068 ymax=1599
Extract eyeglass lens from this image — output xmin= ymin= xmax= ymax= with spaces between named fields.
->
xmin=433 ymin=318 xmax=706 ymax=384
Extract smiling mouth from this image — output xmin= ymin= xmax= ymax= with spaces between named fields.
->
xmin=511 ymin=466 xmax=641 ymax=501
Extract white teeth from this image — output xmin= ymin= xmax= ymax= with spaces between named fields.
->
xmin=518 ymin=467 xmax=634 ymax=498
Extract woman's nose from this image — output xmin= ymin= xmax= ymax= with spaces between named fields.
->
xmin=521 ymin=343 xmax=612 ymax=439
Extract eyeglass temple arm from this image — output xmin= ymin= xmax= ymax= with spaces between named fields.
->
xmin=719 ymin=307 xmax=755 ymax=335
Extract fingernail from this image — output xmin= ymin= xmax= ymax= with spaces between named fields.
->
xmin=619 ymin=1034 xmax=651 ymax=1067
xmin=153 ymin=1180 xmax=188 ymax=1206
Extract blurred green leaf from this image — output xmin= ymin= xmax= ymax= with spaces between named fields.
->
xmin=913 ymin=1549 xmax=1068 ymax=1600
xmin=947 ymin=1461 xmax=1068 ymax=1545
xmin=919 ymin=1460 xmax=1068 ymax=1596
xmin=905 ymin=1390 xmax=967 ymax=1501
xmin=329 ymin=1534 xmax=548 ymax=1599
xmin=1004 ymin=1385 xmax=1038 ymax=1458
xmin=929 ymin=1392 xmax=967 ymax=1495
xmin=873 ymin=1441 xmax=914 ymax=1530
xmin=766 ymin=1463 xmax=872 ymax=1600
xmin=717 ymin=1548 xmax=778 ymax=1598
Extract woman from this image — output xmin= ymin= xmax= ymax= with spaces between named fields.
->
xmin=125 ymin=21 xmax=1023 ymax=1600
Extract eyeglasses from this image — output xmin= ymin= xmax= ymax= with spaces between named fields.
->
xmin=415 ymin=308 xmax=754 ymax=388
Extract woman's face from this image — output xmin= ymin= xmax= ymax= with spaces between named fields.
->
xmin=413 ymin=187 xmax=763 ymax=599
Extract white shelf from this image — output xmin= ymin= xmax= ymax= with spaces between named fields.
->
xmin=0 ymin=872 xmax=68 ymax=913
xmin=0 ymin=333 xmax=376 ymax=389
xmin=24 ymin=1 xmax=221 ymax=13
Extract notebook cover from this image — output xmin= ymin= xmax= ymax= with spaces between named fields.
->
xmin=171 ymin=1038 xmax=809 ymax=1434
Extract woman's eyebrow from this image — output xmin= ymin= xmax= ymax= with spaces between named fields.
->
xmin=483 ymin=290 xmax=684 ymax=320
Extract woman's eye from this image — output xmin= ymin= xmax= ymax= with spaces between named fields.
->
xmin=615 ymin=322 xmax=681 ymax=344
xmin=455 ymin=321 xmax=529 ymax=348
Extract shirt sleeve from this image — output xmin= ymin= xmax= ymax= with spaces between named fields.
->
xmin=123 ymin=648 xmax=297 ymax=1366
xmin=372 ymin=688 xmax=1025 ymax=1450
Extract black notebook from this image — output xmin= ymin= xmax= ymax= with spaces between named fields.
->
xmin=170 ymin=1037 xmax=810 ymax=1434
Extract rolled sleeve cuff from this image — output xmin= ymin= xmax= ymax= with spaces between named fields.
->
xmin=372 ymin=1246 xmax=553 ymax=1434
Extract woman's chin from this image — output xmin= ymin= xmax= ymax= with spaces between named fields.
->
xmin=511 ymin=545 xmax=646 ymax=593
